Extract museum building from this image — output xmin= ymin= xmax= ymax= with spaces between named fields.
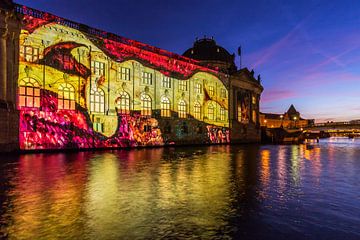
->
xmin=0 ymin=1 xmax=263 ymax=151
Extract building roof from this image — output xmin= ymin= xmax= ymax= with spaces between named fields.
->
xmin=287 ymin=104 xmax=299 ymax=115
xmin=183 ymin=38 xmax=235 ymax=64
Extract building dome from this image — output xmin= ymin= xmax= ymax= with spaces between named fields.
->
xmin=183 ymin=38 xmax=235 ymax=68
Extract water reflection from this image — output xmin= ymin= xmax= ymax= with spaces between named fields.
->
xmin=1 ymin=138 xmax=360 ymax=239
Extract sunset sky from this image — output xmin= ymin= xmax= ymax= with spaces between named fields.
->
xmin=16 ymin=0 xmax=360 ymax=122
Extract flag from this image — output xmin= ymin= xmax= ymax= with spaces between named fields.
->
xmin=237 ymin=46 xmax=242 ymax=56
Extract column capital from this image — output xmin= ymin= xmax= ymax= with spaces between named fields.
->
xmin=0 ymin=28 xmax=8 ymax=38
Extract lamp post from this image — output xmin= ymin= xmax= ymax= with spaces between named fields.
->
xmin=264 ymin=119 xmax=267 ymax=128
xmin=293 ymin=116 xmax=297 ymax=129
xmin=280 ymin=115 xmax=283 ymax=128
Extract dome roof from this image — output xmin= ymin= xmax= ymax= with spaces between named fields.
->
xmin=183 ymin=38 xmax=235 ymax=64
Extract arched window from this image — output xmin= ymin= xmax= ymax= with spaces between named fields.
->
xmin=58 ymin=83 xmax=76 ymax=110
xmin=160 ymin=96 xmax=171 ymax=117
xmin=18 ymin=77 xmax=41 ymax=108
xmin=220 ymin=107 xmax=226 ymax=121
xmin=115 ymin=91 xmax=130 ymax=115
xmin=90 ymin=87 xmax=105 ymax=113
xmin=141 ymin=94 xmax=152 ymax=117
xmin=193 ymin=102 xmax=201 ymax=119
xmin=207 ymin=103 xmax=215 ymax=121
xmin=178 ymin=100 xmax=187 ymax=118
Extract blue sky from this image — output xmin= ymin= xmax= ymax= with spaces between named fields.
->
xmin=16 ymin=0 xmax=360 ymax=122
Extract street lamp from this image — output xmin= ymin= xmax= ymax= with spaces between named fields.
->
xmin=293 ymin=116 xmax=297 ymax=129
xmin=280 ymin=115 xmax=283 ymax=128
xmin=264 ymin=119 xmax=267 ymax=128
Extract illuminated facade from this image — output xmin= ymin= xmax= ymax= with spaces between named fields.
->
xmin=260 ymin=105 xmax=314 ymax=129
xmin=0 ymin=1 xmax=263 ymax=151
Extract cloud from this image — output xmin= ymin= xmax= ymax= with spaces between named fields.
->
xmin=261 ymin=89 xmax=297 ymax=103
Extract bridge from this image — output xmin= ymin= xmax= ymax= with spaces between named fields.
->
xmin=304 ymin=121 xmax=360 ymax=137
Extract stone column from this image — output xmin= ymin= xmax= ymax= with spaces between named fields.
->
xmin=0 ymin=27 xmax=7 ymax=101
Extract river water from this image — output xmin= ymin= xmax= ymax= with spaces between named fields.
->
xmin=0 ymin=138 xmax=359 ymax=239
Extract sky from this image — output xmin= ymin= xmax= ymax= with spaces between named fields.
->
xmin=15 ymin=0 xmax=360 ymax=122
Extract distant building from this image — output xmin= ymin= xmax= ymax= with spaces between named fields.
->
xmin=260 ymin=105 xmax=314 ymax=129
xmin=0 ymin=1 xmax=263 ymax=151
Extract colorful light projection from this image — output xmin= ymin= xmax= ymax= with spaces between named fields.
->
xmin=16 ymin=4 xmax=230 ymax=150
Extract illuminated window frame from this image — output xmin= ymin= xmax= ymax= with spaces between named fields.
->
xmin=118 ymin=67 xmax=131 ymax=81
xmin=221 ymin=88 xmax=226 ymax=98
xmin=252 ymin=110 xmax=257 ymax=123
xmin=142 ymin=72 xmax=152 ymax=85
xmin=220 ymin=107 xmax=226 ymax=121
xmin=141 ymin=94 xmax=152 ymax=117
xmin=116 ymin=91 xmax=130 ymax=115
xmin=207 ymin=103 xmax=215 ymax=121
xmin=252 ymin=95 xmax=257 ymax=105
xmin=179 ymin=81 xmax=187 ymax=91
xmin=18 ymin=78 xmax=41 ymax=108
xmin=90 ymin=87 xmax=105 ymax=113
xmin=162 ymin=76 xmax=171 ymax=88
xmin=160 ymin=96 xmax=171 ymax=117
xmin=194 ymin=83 xmax=202 ymax=94
xmin=178 ymin=100 xmax=187 ymax=118
xmin=208 ymin=86 xmax=215 ymax=96
xmin=94 ymin=117 xmax=104 ymax=133
xmin=20 ymin=45 xmax=40 ymax=62
xmin=91 ymin=61 xmax=105 ymax=76
xmin=193 ymin=102 xmax=201 ymax=119
xmin=237 ymin=104 xmax=242 ymax=122
xmin=58 ymin=83 xmax=76 ymax=110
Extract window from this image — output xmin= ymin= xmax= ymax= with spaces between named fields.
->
xmin=58 ymin=83 xmax=76 ymax=110
xmin=118 ymin=67 xmax=131 ymax=81
xmin=221 ymin=89 xmax=226 ymax=98
xmin=115 ymin=91 xmax=130 ymax=115
xmin=162 ymin=76 xmax=171 ymax=88
xmin=237 ymin=104 xmax=242 ymax=122
xmin=93 ymin=117 xmax=103 ymax=133
xmin=252 ymin=95 xmax=257 ymax=105
xmin=90 ymin=87 xmax=105 ymax=113
xmin=193 ymin=102 xmax=201 ymax=119
xmin=207 ymin=103 xmax=215 ymax=121
xmin=208 ymin=86 xmax=215 ymax=96
xmin=20 ymin=45 xmax=39 ymax=62
xmin=220 ymin=107 xmax=226 ymax=121
xmin=178 ymin=100 xmax=187 ymax=118
xmin=252 ymin=110 xmax=257 ymax=123
xmin=141 ymin=94 xmax=152 ymax=116
xmin=179 ymin=81 xmax=187 ymax=91
xmin=194 ymin=83 xmax=202 ymax=94
xmin=160 ymin=96 xmax=171 ymax=117
xmin=18 ymin=78 xmax=41 ymax=108
xmin=91 ymin=61 xmax=105 ymax=76
xmin=142 ymin=72 xmax=152 ymax=85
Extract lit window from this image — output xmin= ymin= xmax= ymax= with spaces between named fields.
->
xmin=207 ymin=103 xmax=215 ymax=121
xmin=162 ymin=76 xmax=171 ymax=88
xmin=221 ymin=89 xmax=226 ymax=98
xmin=91 ymin=61 xmax=105 ymax=76
xmin=252 ymin=110 xmax=257 ymax=123
xmin=237 ymin=104 xmax=242 ymax=122
xmin=252 ymin=95 xmax=257 ymax=105
xmin=208 ymin=86 xmax=215 ymax=96
xmin=179 ymin=81 xmax=187 ymax=91
xmin=115 ymin=91 xmax=130 ymax=115
xmin=194 ymin=83 xmax=202 ymax=94
xmin=58 ymin=83 xmax=76 ymax=110
xmin=193 ymin=102 xmax=201 ymax=119
xmin=90 ymin=87 xmax=105 ymax=113
xmin=93 ymin=117 xmax=103 ymax=133
xmin=160 ymin=96 xmax=171 ymax=117
xmin=118 ymin=67 xmax=131 ymax=81
xmin=20 ymin=45 xmax=40 ymax=62
xmin=142 ymin=72 xmax=152 ymax=85
xmin=178 ymin=100 xmax=187 ymax=118
xmin=220 ymin=107 xmax=226 ymax=121
xmin=141 ymin=94 xmax=152 ymax=116
xmin=18 ymin=77 xmax=41 ymax=108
